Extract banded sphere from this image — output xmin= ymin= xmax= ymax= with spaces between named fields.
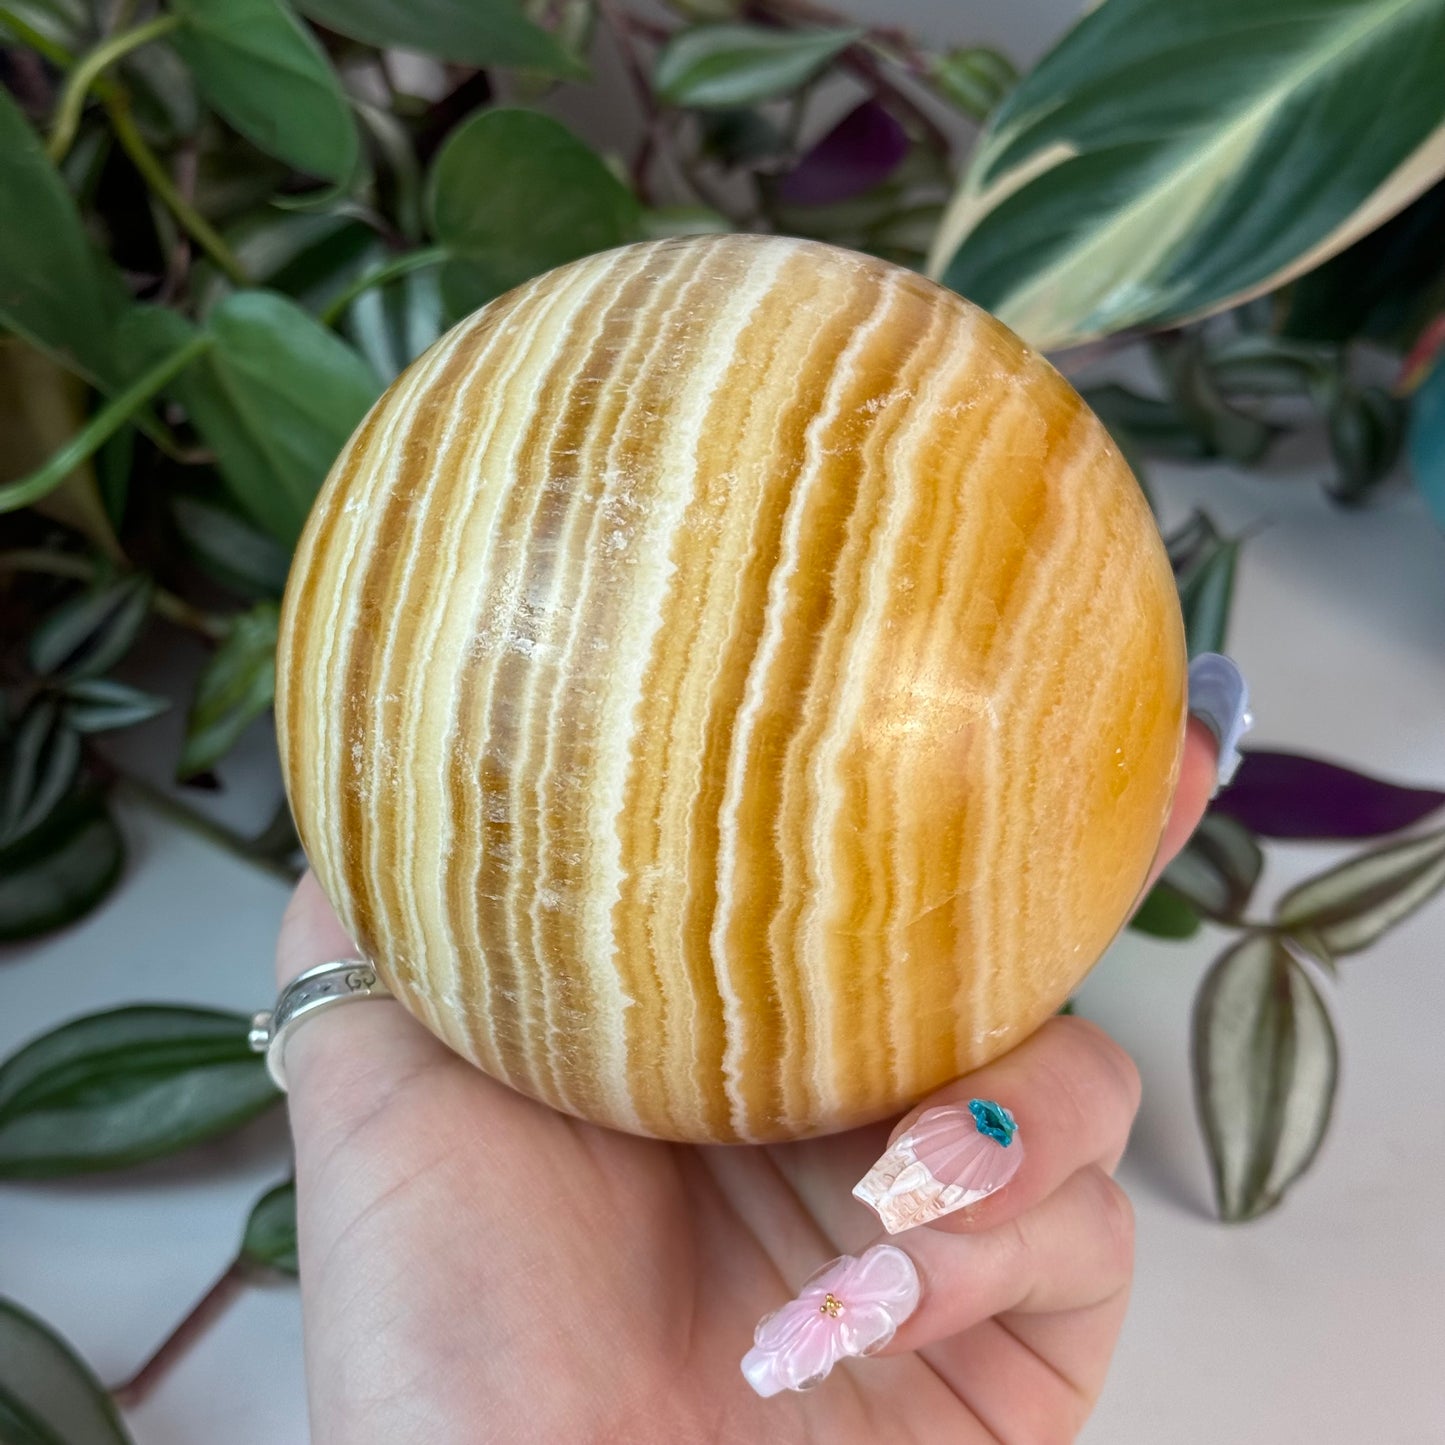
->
xmin=277 ymin=235 xmax=1187 ymax=1143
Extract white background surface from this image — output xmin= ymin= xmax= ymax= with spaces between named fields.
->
xmin=4 ymin=3 xmax=1445 ymax=1442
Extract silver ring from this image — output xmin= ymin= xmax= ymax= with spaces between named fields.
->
xmin=249 ymin=959 xmax=393 ymax=1092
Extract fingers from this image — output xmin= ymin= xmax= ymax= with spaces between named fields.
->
xmin=1147 ymin=718 xmax=1219 ymax=887
xmin=851 ymin=1014 xmax=1140 ymax=1239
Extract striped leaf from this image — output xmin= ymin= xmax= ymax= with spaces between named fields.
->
xmin=931 ymin=0 xmax=1445 ymax=351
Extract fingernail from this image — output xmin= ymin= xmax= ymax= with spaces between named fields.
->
xmin=852 ymin=1099 xmax=1023 ymax=1235
xmin=1188 ymin=652 xmax=1252 ymax=791
xmin=741 ymin=1243 xmax=921 ymax=1398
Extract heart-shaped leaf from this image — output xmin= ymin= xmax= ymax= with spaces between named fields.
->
xmin=1408 ymin=353 xmax=1445 ymax=531
xmin=0 ymin=789 xmax=124 ymax=941
xmin=1274 ymin=824 xmax=1445 ymax=956
xmin=1192 ymin=933 xmax=1338 ymax=1221
xmin=0 ymin=1297 xmax=132 ymax=1444
xmin=932 ymin=0 xmax=1445 ymax=351
xmin=0 ymin=87 xmax=127 ymax=386
xmin=654 ymin=23 xmax=862 ymax=109
xmin=180 ymin=602 xmax=279 ymax=778
xmin=0 ymin=1005 xmax=280 ymax=1177
xmin=1214 ymin=750 xmax=1445 ymax=839
xmin=62 ymin=678 xmax=170 ymax=734
xmin=240 ymin=1178 xmax=298 ymax=1274
xmin=28 ymin=573 xmax=153 ymax=680
xmin=169 ymin=0 xmax=360 ymax=183
xmin=294 ymin=0 xmax=578 ymax=73
xmin=1160 ymin=811 xmax=1263 ymax=922
xmin=428 ymin=109 xmax=641 ymax=317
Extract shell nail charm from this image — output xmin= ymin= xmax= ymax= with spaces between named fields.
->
xmin=276 ymin=234 xmax=1187 ymax=1143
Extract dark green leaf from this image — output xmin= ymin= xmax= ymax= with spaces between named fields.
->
xmin=0 ymin=1297 xmax=132 ymax=1445
xmin=28 ymin=573 xmax=153 ymax=680
xmin=1327 ymin=385 xmax=1406 ymax=504
xmin=930 ymin=47 xmax=1018 ymax=121
xmin=0 ymin=1006 xmax=279 ymax=1177
xmin=1128 ymin=882 xmax=1202 ymax=939
xmin=0 ymin=87 xmax=127 ymax=387
xmin=180 ymin=602 xmax=279 ymax=778
xmin=1192 ymin=933 xmax=1337 ymax=1221
xmin=1157 ymin=333 xmax=1273 ymax=465
xmin=698 ymin=107 xmax=786 ymax=167
xmin=1274 ymin=823 xmax=1445 ymax=955
xmin=123 ymin=36 xmax=204 ymax=144
xmin=294 ymin=0 xmax=577 ymax=72
xmin=428 ymin=109 xmax=641 ymax=316
xmin=1160 ymin=811 xmax=1263 ymax=921
xmin=0 ymin=791 xmax=124 ymax=941
xmin=62 ymin=678 xmax=170 ymax=734
xmin=654 ymin=23 xmax=862 ymax=109
xmin=0 ymin=700 xmax=81 ymax=847
xmin=1178 ymin=536 xmax=1239 ymax=659
xmin=240 ymin=1178 xmax=298 ymax=1274
xmin=1164 ymin=509 xmax=1224 ymax=578
xmin=171 ymin=491 xmax=292 ymax=597
xmin=1409 ymin=353 xmax=1445 ymax=530
xmin=1205 ymin=333 xmax=1334 ymax=398
xmin=345 ymin=259 xmax=446 ymax=381
xmin=1081 ymin=383 xmax=1210 ymax=462
xmin=170 ymin=0 xmax=361 ymax=183
xmin=194 ymin=211 xmax=375 ymax=316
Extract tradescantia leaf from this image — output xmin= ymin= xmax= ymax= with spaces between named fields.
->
xmin=0 ymin=1006 xmax=280 ymax=1177
xmin=1409 ymin=354 xmax=1445 ymax=531
xmin=28 ymin=573 xmax=153 ymax=681
xmin=929 ymin=47 xmax=1018 ymax=123
xmin=0 ymin=790 xmax=124 ymax=941
xmin=1326 ymin=385 xmax=1406 ymax=504
xmin=775 ymin=101 xmax=910 ymax=209
xmin=169 ymin=0 xmax=361 ymax=184
xmin=1178 ymin=536 xmax=1238 ymax=659
xmin=1193 ymin=933 xmax=1337 ymax=1221
xmin=0 ymin=88 xmax=127 ymax=388
xmin=428 ymin=110 xmax=642 ymax=318
xmin=1215 ymin=750 xmax=1445 ymax=840
xmin=1128 ymin=882 xmax=1202 ymax=940
xmin=62 ymin=678 xmax=170 ymax=734
xmin=932 ymin=0 xmax=1445 ymax=351
xmin=1160 ymin=812 xmax=1263 ymax=922
xmin=294 ymin=0 xmax=578 ymax=73
xmin=0 ymin=699 xmax=81 ymax=848
xmin=1274 ymin=824 xmax=1445 ymax=956
xmin=170 ymin=491 xmax=292 ymax=597
xmin=180 ymin=602 xmax=279 ymax=778
xmin=654 ymin=24 xmax=862 ymax=109
xmin=240 ymin=1178 xmax=298 ymax=1274
xmin=0 ymin=1297 xmax=133 ymax=1445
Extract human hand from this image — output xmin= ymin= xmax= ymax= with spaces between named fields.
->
xmin=276 ymin=714 xmax=1228 ymax=1444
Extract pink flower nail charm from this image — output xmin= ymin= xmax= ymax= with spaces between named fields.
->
xmin=853 ymin=1098 xmax=1023 ymax=1234
xmin=740 ymin=1244 xmax=921 ymax=1398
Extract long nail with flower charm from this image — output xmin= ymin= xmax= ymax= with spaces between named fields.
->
xmin=852 ymin=1098 xmax=1024 ymax=1234
xmin=741 ymin=1244 xmax=922 ymax=1397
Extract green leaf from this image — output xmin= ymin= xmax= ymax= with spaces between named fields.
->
xmin=1160 ymin=811 xmax=1263 ymax=921
xmin=933 ymin=0 xmax=1445 ymax=351
xmin=1192 ymin=933 xmax=1337 ymax=1221
xmin=169 ymin=0 xmax=360 ymax=183
xmin=171 ymin=491 xmax=292 ymax=597
xmin=28 ymin=573 xmax=153 ymax=680
xmin=62 ymin=678 xmax=170 ymax=734
xmin=428 ymin=109 xmax=642 ymax=316
xmin=0 ymin=1297 xmax=133 ymax=1445
xmin=344 ymin=255 xmax=446 ymax=380
xmin=654 ymin=23 xmax=862 ymax=108
xmin=1082 ymin=383 xmax=1210 ymax=463
xmin=123 ymin=295 xmax=379 ymax=544
xmin=240 ymin=1178 xmax=298 ymax=1274
xmin=0 ymin=86 xmax=127 ymax=386
xmin=0 ymin=699 xmax=82 ymax=848
xmin=180 ymin=602 xmax=279 ymax=778
xmin=1326 ymin=384 xmax=1406 ymax=504
xmin=1128 ymin=882 xmax=1202 ymax=939
xmin=1178 ymin=536 xmax=1239 ymax=659
xmin=0 ymin=1006 xmax=280 ymax=1177
xmin=1274 ymin=823 xmax=1445 ymax=955
xmin=929 ymin=47 xmax=1018 ymax=122
xmin=1156 ymin=333 xmax=1274 ymax=465
xmin=294 ymin=0 xmax=578 ymax=72
xmin=1205 ymin=333 xmax=1335 ymax=398
xmin=0 ymin=790 xmax=125 ymax=941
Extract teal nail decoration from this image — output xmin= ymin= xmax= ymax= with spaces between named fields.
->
xmin=968 ymin=1098 xmax=1017 ymax=1147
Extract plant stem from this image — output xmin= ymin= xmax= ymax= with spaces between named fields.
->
xmin=104 ymin=95 xmax=250 ymax=287
xmin=0 ymin=6 xmax=74 ymax=67
xmin=319 ymin=245 xmax=448 ymax=327
xmin=0 ymin=549 xmax=234 ymax=641
xmin=115 ymin=775 xmax=303 ymax=884
xmin=0 ymin=332 xmax=213 ymax=514
xmin=111 ymin=1258 xmax=254 ymax=1411
xmin=47 ymin=13 xmax=179 ymax=164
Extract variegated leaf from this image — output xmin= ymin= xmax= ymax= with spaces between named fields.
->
xmin=931 ymin=0 xmax=1445 ymax=351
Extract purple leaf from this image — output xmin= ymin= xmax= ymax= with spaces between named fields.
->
xmin=775 ymin=101 xmax=909 ymax=208
xmin=1214 ymin=750 xmax=1445 ymax=840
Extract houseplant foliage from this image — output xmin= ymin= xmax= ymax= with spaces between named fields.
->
xmin=3 ymin=0 xmax=1445 ymax=1425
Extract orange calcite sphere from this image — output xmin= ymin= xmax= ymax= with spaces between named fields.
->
xmin=276 ymin=235 xmax=1186 ymax=1143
